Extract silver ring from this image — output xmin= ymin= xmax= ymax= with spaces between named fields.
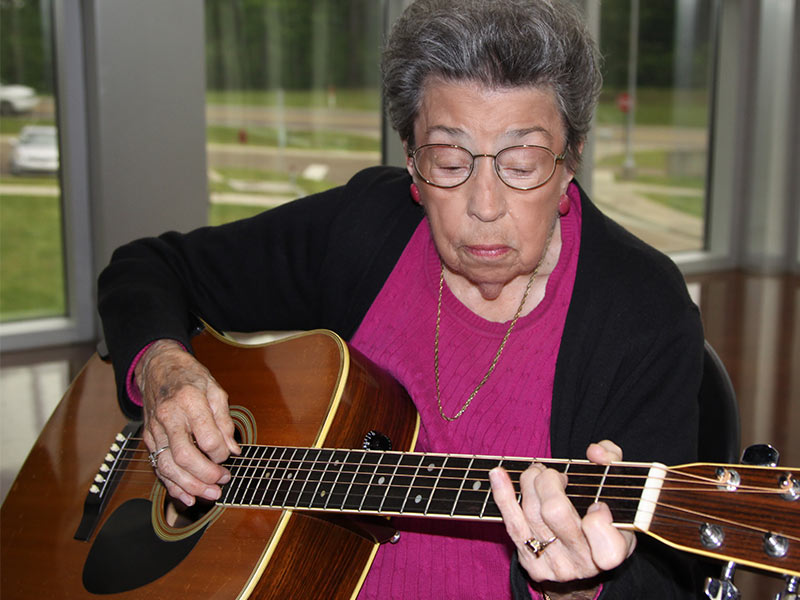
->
xmin=524 ymin=535 xmax=557 ymax=557
xmin=149 ymin=445 xmax=169 ymax=469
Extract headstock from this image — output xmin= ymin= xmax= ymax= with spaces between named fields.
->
xmin=660 ymin=444 xmax=800 ymax=600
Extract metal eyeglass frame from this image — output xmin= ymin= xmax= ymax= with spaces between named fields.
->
xmin=408 ymin=143 xmax=567 ymax=191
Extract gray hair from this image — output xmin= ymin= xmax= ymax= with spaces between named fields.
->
xmin=382 ymin=0 xmax=602 ymax=172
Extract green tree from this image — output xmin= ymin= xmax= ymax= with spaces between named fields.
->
xmin=0 ymin=0 xmax=53 ymax=93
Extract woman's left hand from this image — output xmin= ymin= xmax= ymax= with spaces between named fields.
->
xmin=489 ymin=440 xmax=637 ymax=596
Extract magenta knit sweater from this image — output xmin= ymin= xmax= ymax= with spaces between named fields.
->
xmin=351 ymin=184 xmax=582 ymax=599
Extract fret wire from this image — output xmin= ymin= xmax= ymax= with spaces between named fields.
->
xmin=342 ymin=450 xmax=367 ymax=511
xmin=254 ymin=446 xmax=277 ymax=505
xmin=280 ymin=447 xmax=309 ymax=508
xmin=451 ymin=457 xmax=474 ymax=517
xmin=229 ymin=444 xmax=256 ymax=503
xmin=423 ymin=455 xmax=448 ymax=515
xmin=265 ymin=447 xmax=288 ymax=507
xmin=400 ymin=455 xmax=427 ymax=514
xmin=294 ymin=448 xmax=320 ymax=507
xmin=381 ymin=453 xmax=416 ymax=513
xmin=243 ymin=445 xmax=266 ymax=505
xmin=594 ymin=464 xmax=611 ymax=503
xmin=378 ymin=453 xmax=403 ymax=513
xmin=481 ymin=459 xmax=502 ymax=517
xmin=325 ymin=450 xmax=349 ymax=509
xmin=358 ymin=452 xmax=385 ymax=512
xmin=276 ymin=448 xmax=296 ymax=504
xmin=241 ymin=444 xmax=263 ymax=504
xmin=309 ymin=449 xmax=333 ymax=508
xmin=242 ymin=448 xmax=270 ymax=506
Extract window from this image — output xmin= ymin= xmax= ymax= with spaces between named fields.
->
xmin=590 ymin=0 xmax=716 ymax=254
xmin=0 ymin=0 xmax=65 ymax=323
xmin=203 ymin=0 xmax=383 ymax=226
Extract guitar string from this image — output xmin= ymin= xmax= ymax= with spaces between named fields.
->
xmin=119 ymin=438 xmax=778 ymax=489
xmin=114 ymin=463 xmax=789 ymax=506
xmin=102 ymin=452 xmax=799 ymax=541
xmin=109 ymin=459 xmax=792 ymax=527
xmin=106 ymin=470 xmax=798 ymax=544
xmin=115 ymin=443 xmax=791 ymax=496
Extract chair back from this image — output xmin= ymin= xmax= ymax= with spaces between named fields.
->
xmin=697 ymin=341 xmax=741 ymax=464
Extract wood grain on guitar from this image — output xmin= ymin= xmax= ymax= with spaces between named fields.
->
xmin=1 ymin=328 xmax=797 ymax=599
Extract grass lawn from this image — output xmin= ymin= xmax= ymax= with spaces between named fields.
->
xmin=205 ymin=88 xmax=381 ymax=111
xmin=206 ymin=124 xmax=379 ymax=153
xmin=210 ymin=165 xmax=336 ymax=196
xmin=209 ymin=204 xmax=274 ymax=226
xmin=596 ymin=88 xmax=709 ymax=128
xmin=0 ymin=194 xmax=66 ymax=321
xmin=641 ymin=191 xmax=705 ymax=218
xmin=597 ymin=149 xmax=706 ymax=190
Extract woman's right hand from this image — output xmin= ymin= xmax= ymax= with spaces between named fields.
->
xmin=135 ymin=339 xmax=241 ymax=506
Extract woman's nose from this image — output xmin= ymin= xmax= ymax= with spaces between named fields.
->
xmin=467 ymin=157 xmax=506 ymax=222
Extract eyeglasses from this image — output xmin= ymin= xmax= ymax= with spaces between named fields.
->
xmin=408 ymin=143 xmax=566 ymax=191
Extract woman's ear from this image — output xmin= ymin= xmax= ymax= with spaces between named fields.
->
xmin=403 ymin=140 xmax=415 ymax=178
xmin=561 ymin=141 xmax=584 ymax=192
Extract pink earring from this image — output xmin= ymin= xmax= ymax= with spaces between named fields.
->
xmin=558 ymin=193 xmax=570 ymax=216
xmin=410 ymin=183 xmax=421 ymax=204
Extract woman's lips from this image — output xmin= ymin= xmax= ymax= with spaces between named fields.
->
xmin=465 ymin=245 xmax=511 ymax=259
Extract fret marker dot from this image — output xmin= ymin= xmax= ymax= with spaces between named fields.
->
xmin=472 ymin=481 xmax=481 ymax=491
xmin=288 ymin=472 xmax=293 ymax=479
xmin=320 ymin=490 xmax=327 ymax=497
xmin=415 ymin=494 xmax=423 ymax=504
xmin=427 ymin=463 xmax=435 ymax=472
xmin=378 ymin=476 xmax=385 ymax=485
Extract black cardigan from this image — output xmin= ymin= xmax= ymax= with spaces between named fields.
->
xmin=98 ymin=165 xmax=704 ymax=598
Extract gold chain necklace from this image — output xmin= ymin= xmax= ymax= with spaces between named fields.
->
xmin=435 ymin=219 xmax=557 ymax=422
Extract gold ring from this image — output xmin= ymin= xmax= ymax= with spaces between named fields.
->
xmin=524 ymin=535 xmax=557 ymax=557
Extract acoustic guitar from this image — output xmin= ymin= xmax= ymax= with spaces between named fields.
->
xmin=1 ymin=328 xmax=798 ymax=599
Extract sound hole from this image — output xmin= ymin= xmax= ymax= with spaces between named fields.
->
xmin=162 ymin=421 xmax=247 ymax=528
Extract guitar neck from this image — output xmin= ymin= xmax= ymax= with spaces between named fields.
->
xmin=217 ymin=445 xmax=660 ymax=529
xmin=216 ymin=445 xmax=800 ymax=578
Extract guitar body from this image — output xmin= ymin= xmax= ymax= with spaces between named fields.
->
xmin=1 ymin=329 xmax=419 ymax=599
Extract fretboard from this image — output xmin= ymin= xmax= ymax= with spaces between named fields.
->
xmin=217 ymin=445 xmax=665 ymax=529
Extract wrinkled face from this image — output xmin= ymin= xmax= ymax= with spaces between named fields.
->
xmin=406 ymin=78 xmax=575 ymax=298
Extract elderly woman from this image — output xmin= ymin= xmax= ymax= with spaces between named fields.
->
xmin=98 ymin=0 xmax=703 ymax=598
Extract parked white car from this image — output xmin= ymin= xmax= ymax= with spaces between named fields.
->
xmin=10 ymin=125 xmax=59 ymax=175
xmin=0 ymin=83 xmax=39 ymax=115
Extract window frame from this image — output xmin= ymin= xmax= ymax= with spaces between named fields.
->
xmin=0 ymin=0 xmax=95 ymax=351
xmin=2 ymin=0 xmax=796 ymax=352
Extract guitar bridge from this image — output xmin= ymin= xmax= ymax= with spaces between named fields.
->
xmin=74 ymin=421 xmax=141 ymax=541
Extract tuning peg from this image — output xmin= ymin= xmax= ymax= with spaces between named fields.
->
xmin=774 ymin=575 xmax=798 ymax=600
xmin=704 ymin=561 xmax=741 ymax=600
xmin=741 ymin=444 xmax=779 ymax=466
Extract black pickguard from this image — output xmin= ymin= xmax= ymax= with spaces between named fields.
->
xmin=82 ymin=498 xmax=206 ymax=594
